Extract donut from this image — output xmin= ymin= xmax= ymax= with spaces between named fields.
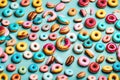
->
xmin=28 ymin=64 xmax=38 ymax=73
xmin=22 ymin=21 xmax=32 ymax=29
xmin=8 ymin=23 xmax=19 ymax=32
xmin=40 ymin=65 xmax=48 ymax=73
xmin=29 ymin=33 xmax=37 ymax=41
xmin=96 ymin=9 xmax=106 ymax=19
xmin=78 ymin=0 xmax=89 ymax=7
xmin=78 ymin=30 xmax=89 ymax=41
xmin=68 ymin=8 xmax=77 ymax=16
xmin=32 ymin=0 xmax=42 ymax=7
xmin=11 ymin=53 xmax=22 ymax=63
xmin=6 ymin=64 xmax=16 ymax=72
xmin=20 ymin=0 xmax=30 ymax=7
xmin=102 ymin=65 xmax=113 ymax=73
xmin=78 ymin=56 xmax=90 ymax=67
xmin=18 ymin=66 xmax=27 ymax=74
xmin=49 ymin=33 xmax=57 ymax=41
xmin=106 ymin=14 xmax=117 ymax=24
xmin=88 ymin=62 xmax=100 ymax=73
xmin=51 ymin=63 xmax=63 ymax=73
xmin=85 ymin=18 xmax=96 ymax=28
xmin=106 ymin=42 xmax=117 ymax=53
xmin=30 ymin=42 xmax=40 ymax=52
xmin=97 ymin=0 xmax=107 ymax=8
xmin=10 ymin=2 xmax=19 ymax=9
xmin=108 ymin=73 xmax=119 ymax=80
xmin=0 ymin=26 xmax=5 ymax=36
xmin=90 ymin=30 xmax=101 ymax=41
xmin=15 ymin=8 xmax=25 ymax=17
xmin=98 ymin=76 xmax=107 ymax=80
xmin=56 ymin=74 xmax=68 ymax=80
xmin=74 ymin=23 xmax=83 ymax=31
xmin=64 ymin=69 xmax=73 ymax=76
xmin=16 ymin=42 xmax=27 ymax=52
xmin=73 ymin=44 xmax=83 ymax=54
xmin=23 ymin=51 xmax=33 ymax=59
xmin=36 ymin=7 xmax=44 ymax=13
xmin=29 ymin=74 xmax=38 ymax=80
xmin=43 ymin=72 xmax=53 ymax=80
xmin=11 ymin=73 xmax=21 ymax=80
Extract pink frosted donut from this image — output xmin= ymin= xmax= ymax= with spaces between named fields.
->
xmin=7 ymin=64 xmax=16 ymax=72
xmin=1 ymin=53 xmax=8 ymax=63
xmin=88 ymin=75 xmax=96 ymax=80
xmin=43 ymin=43 xmax=56 ymax=55
xmin=1 ymin=20 xmax=10 ymax=26
xmin=20 ymin=0 xmax=30 ymax=7
xmin=31 ymin=26 xmax=40 ymax=32
xmin=117 ymin=45 xmax=120 ymax=61
xmin=98 ymin=76 xmax=107 ymax=80
xmin=40 ymin=65 xmax=48 ymax=73
xmin=78 ymin=56 xmax=90 ymax=67
xmin=0 ymin=47 xmax=3 ymax=57
xmin=51 ymin=63 xmax=63 ymax=73
xmin=29 ymin=33 xmax=37 ymax=41
xmin=4 ymin=27 xmax=9 ymax=36
xmin=74 ymin=23 xmax=83 ymax=31
xmin=106 ymin=14 xmax=117 ymax=24
xmin=22 ymin=21 xmax=32 ymax=28
xmin=56 ymin=74 xmax=68 ymax=80
xmin=49 ymin=33 xmax=57 ymax=41
xmin=29 ymin=74 xmax=38 ymax=80
xmin=102 ymin=35 xmax=111 ymax=43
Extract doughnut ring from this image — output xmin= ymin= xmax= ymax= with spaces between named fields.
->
xmin=0 ymin=73 xmax=8 ymax=80
xmin=42 ymin=10 xmax=57 ymax=22
xmin=108 ymin=73 xmax=119 ymax=80
xmin=43 ymin=43 xmax=56 ymax=55
xmin=96 ymin=9 xmax=106 ymax=19
xmin=90 ymin=30 xmax=102 ymax=41
xmin=56 ymin=36 xmax=71 ymax=51
xmin=16 ymin=42 xmax=27 ymax=52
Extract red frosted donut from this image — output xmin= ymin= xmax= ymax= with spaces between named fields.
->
xmin=97 ymin=0 xmax=107 ymax=8
xmin=85 ymin=18 xmax=96 ymax=28
xmin=78 ymin=0 xmax=89 ymax=7
xmin=106 ymin=42 xmax=118 ymax=53
xmin=89 ymin=62 xmax=100 ymax=73
xmin=106 ymin=14 xmax=117 ymax=24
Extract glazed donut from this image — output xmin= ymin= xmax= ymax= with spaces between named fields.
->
xmin=43 ymin=72 xmax=53 ymax=80
xmin=85 ymin=18 xmax=96 ymax=28
xmin=43 ymin=43 xmax=56 ymax=55
xmin=20 ymin=0 xmax=30 ymax=7
xmin=90 ymin=30 xmax=101 ymax=41
xmin=56 ymin=75 xmax=68 ymax=80
xmin=32 ymin=0 xmax=42 ymax=7
xmin=78 ymin=0 xmax=90 ymax=7
xmin=0 ymin=73 xmax=8 ymax=80
xmin=78 ymin=56 xmax=90 ymax=67
xmin=106 ymin=42 xmax=117 ymax=53
xmin=106 ymin=14 xmax=117 ymax=24
xmin=23 ymin=51 xmax=33 ymax=59
xmin=16 ymin=42 xmax=27 ymax=52
xmin=51 ymin=63 xmax=63 ymax=73
xmin=6 ymin=39 xmax=16 ymax=46
xmin=42 ymin=10 xmax=57 ymax=22
xmin=108 ymin=0 xmax=118 ymax=7
xmin=102 ymin=65 xmax=113 ymax=73
xmin=56 ymin=36 xmax=71 ymax=51
xmin=5 ymin=46 xmax=14 ymax=55
xmin=88 ymin=62 xmax=100 ymax=73
xmin=74 ymin=23 xmax=83 ymax=31
xmin=97 ymin=0 xmax=107 ymax=8
xmin=108 ymin=73 xmax=119 ymax=80
xmin=96 ymin=9 xmax=106 ymax=19
xmin=68 ymin=8 xmax=77 ymax=16
xmin=11 ymin=73 xmax=21 ymax=80
xmin=30 ymin=42 xmax=40 ymax=52
xmin=59 ymin=26 xmax=70 ymax=34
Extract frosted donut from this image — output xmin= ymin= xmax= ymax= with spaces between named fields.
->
xmin=56 ymin=75 xmax=68 ymax=80
xmin=74 ymin=23 xmax=83 ymax=31
xmin=1 ymin=20 xmax=10 ymax=26
xmin=30 ymin=42 xmax=40 ymax=52
xmin=28 ymin=33 xmax=37 ymax=41
xmin=16 ymin=42 xmax=27 ymax=52
xmin=40 ymin=65 xmax=48 ymax=73
xmin=31 ymin=26 xmax=40 ymax=32
xmin=1 ymin=53 xmax=8 ymax=63
xmin=42 ymin=10 xmax=57 ymax=22
xmin=51 ymin=63 xmax=63 ymax=73
xmin=23 ymin=51 xmax=33 ymax=59
xmin=0 ymin=47 xmax=3 ymax=57
xmin=56 ymin=36 xmax=71 ymax=51
xmin=78 ymin=56 xmax=90 ymax=67
xmin=29 ymin=74 xmax=38 ymax=80
xmin=43 ymin=43 xmax=56 ymax=55
xmin=22 ymin=21 xmax=32 ymax=29
xmin=88 ymin=75 xmax=96 ymax=80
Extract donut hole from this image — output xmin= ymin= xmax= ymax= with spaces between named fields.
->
xmin=77 ymin=46 xmax=81 ymax=49
xmin=112 ymin=76 xmax=116 ymax=80
xmin=117 ymin=65 xmax=120 ymax=67
xmin=32 ymin=34 xmax=35 ymax=37
xmin=55 ymin=66 xmax=59 ymax=69
xmin=1 ymin=1 xmax=4 ymax=3
xmin=109 ymin=16 xmax=114 ymax=20
xmin=72 ymin=9 xmax=75 ymax=12
xmin=112 ymin=0 xmax=115 ymax=3
xmin=15 ymin=76 xmax=19 ymax=79
xmin=38 ymin=54 xmax=41 ymax=57
xmin=7 ymin=11 xmax=10 ymax=13
xmin=10 ymin=65 xmax=13 ymax=68
xmin=47 ymin=75 xmax=50 ymax=78
xmin=87 ymin=41 xmax=90 ymax=44
xmin=20 ymin=44 xmax=24 ymax=47
xmin=22 ymin=68 xmax=24 ymax=70
xmin=48 ymin=46 xmax=53 ymax=51
xmin=100 ymin=12 xmax=103 ymax=14
xmin=36 ymin=1 xmax=40 ymax=4
xmin=19 ymin=11 xmax=22 ymax=13
xmin=117 ymin=35 xmax=120 ymax=38
xmin=16 ymin=56 xmax=19 ymax=59
xmin=109 ymin=45 xmax=114 ymax=49
xmin=100 ymin=1 xmax=105 ymax=4
xmin=95 ymin=33 xmax=98 ymax=36
xmin=24 ymin=1 xmax=27 ymax=3
xmin=89 ymin=20 xmax=93 ymax=24
xmin=32 ymin=66 xmax=35 ymax=69
xmin=9 ymin=48 xmax=12 ymax=51
xmin=82 ymin=33 xmax=87 ymax=36
xmin=1 ymin=76 xmax=5 ymax=79
xmin=43 ymin=66 xmax=46 ymax=69
xmin=82 ymin=0 xmax=87 ymax=2
xmin=83 ymin=59 xmax=86 ymax=62
xmin=70 ymin=36 xmax=73 ymax=39
xmin=99 ymin=45 xmax=102 ymax=48
xmin=61 ymin=76 xmax=65 ymax=79
xmin=93 ymin=65 xmax=97 ymax=68
xmin=52 ymin=34 xmax=55 ymax=37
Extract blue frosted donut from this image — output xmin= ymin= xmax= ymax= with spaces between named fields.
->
xmin=33 ymin=51 xmax=45 ymax=63
xmin=0 ymin=65 xmax=4 ymax=72
xmin=115 ymin=20 xmax=120 ymax=30
xmin=15 ymin=8 xmax=25 ymax=17
xmin=33 ymin=17 xmax=42 ymax=25
xmin=11 ymin=53 xmax=22 ymax=63
xmin=2 ymin=9 xmax=13 ymax=17
xmin=43 ymin=72 xmax=53 ymax=80
xmin=113 ymin=62 xmax=120 ymax=72
xmin=83 ymin=39 xmax=93 ymax=48
xmin=97 ymin=22 xmax=106 ymax=31
xmin=39 ymin=33 xmax=48 ymax=41
xmin=28 ymin=64 xmax=38 ymax=73
xmin=10 ymin=2 xmax=19 ymax=10
xmin=95 ymin=43 xmax=105 ymax=52
xmin=66 ymin=33 xmax=77 ymax=43
xmin=0 ymin=36 xmax=6 ymax=43
xmin=64 ymin=69 xmax=73 ymax=76
xmin=112 ymin=32 xmax=120 ymax=43
xmin=8 ymin=23 xmax=19 ymax=32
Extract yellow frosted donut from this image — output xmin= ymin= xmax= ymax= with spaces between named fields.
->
xmin=33 ymin=0 xmax=42 ymax=7
xmin=0 ymin=0 xmax=8 ymax=8
xmin=90 ymin=30 xmax=101 ymax=41
xmin=96 ymin=9 xmax=106 ymax=19
xmin=5 ymin=46 xmax=14 ymax=55
xmin=0 ymin=73 xmax=8 ymax=80
xmin=36 ymin=7 xmax=44 ymax=13
xmin=16 ymin=42 xmax=27 ymax=52
xmin=108 ymin=0 xmax=118 ymax=7
xmin=17 ymin=30 xmax=28 ymax=39
xmin=102 ymin=65 xmax=113 ymax=73
xmin=108 ymin=73 xmax=119 ymax=80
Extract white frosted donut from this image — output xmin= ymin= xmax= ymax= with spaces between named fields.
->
xmin=29 ymin=74 xmax=38 ymax=80
xmin=23 ymin=51 xmax=33 ymax=59
xmin=30 ymin=42 xmax=40 ymax=52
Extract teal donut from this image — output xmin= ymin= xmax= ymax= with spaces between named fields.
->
xmin=0 ymin=65 xmax=4 ymax=72
xmin=28 ymin=64 xmax=38 ymax=73
xmin=11 ymin=53 xmax=22 ymax=63
xmin=115 ymin=20 xmax=120 ymax=30
xmin=112 ymin=32 xmax=120 ymax=43
xmin=33 ymin=51 xmax=45 ymax=62
xmin=15 ymin=8 xmax=25 ymax=17
xmin=2 ymin=9 xmax=13 ymax=17
xmin=8 ymin=23 xmax=19 ymax=32
xmin=78 ymin=33 xmax=89 ymax=41
xmin=43 ymin=72 xmax=53 ymax=80
xmin=97 ymin=22 xmax=106 ymax=31
xmin=33 ymin=17 xmax=42 ymax=25
xmin=83 ymin=39 xmax=93 ymax=48
xmin=95 ymin=43 xmax=105 ymax=52
xmin=112 ymin=62 xmax=120 ymax=72
xmin=0 ymin=36 xmax=6 ymax=43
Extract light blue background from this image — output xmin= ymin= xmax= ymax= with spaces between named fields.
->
xmin=0 ymin=0 xmax=120 ymax=80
